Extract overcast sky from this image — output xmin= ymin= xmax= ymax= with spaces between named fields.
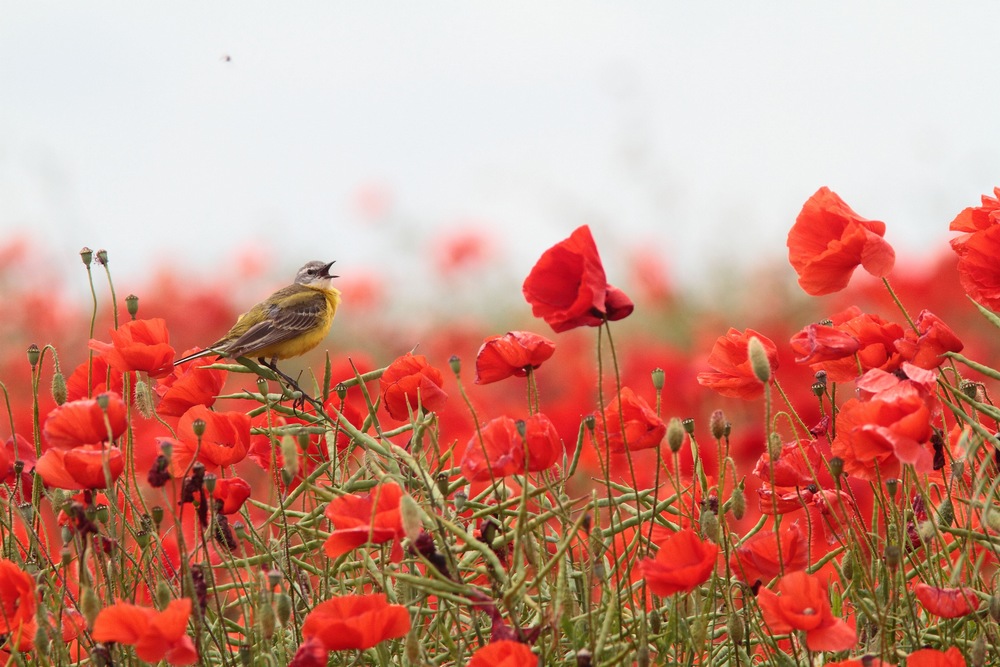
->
xmin=2 ymin=2 xmax=999 ymax=297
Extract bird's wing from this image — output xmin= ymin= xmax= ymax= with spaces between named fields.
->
xmin=221 ymin=290 xmax=328 ymax=359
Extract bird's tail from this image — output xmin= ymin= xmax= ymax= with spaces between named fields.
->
xmin=173 ymin=347 xmax=222 ymax=365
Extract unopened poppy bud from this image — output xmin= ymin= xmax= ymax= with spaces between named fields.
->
xmin=280 ymin=436 xmax=299 ymax=480
xmin=972 ymin=635 xmax=986 ymax=667
xmin=80 ymin=247 xmax=93 ymax=267
xmin=700 ymin=508 xmax=720 ymax=541
xmin=81 ymin=585 xmax=101 ymax=625
xmin=649 ymin=608 xmax=661 ymax=634
xmin=730 ymin=485 xmax=746 ymax=520
xmin=51 ymin=370 xmax=67 ymax=406
xmin=727 ymin=612 xmax=745 ymax=645
xmin=191 ymin=418 xmax=206 ymax=439
xmin=275 ymin=592 xmax=292 ymax=626
xmin=576 ymin=649 xmax=593 ymax=667
xmin=27 ymin=344 xmax=40 ymax=368
xmin=400 ymin=493 xmax=423 ymax=542
xmin=961 ymin=380 xmax=979 ymax=400
xmin=449 ymin=355 xmax=461 ymax=376
xmin=636 ymin=645 xmax=650 ymax=667
xmin=885 ymin=478 xmax=898 ymax=499
xmin=829 ymin=456 xmax=844 ymax=479
xmin=134 ymin=378 xmax=154 ymax=418
xmin=60 ymin=546 xmax=72 ymax=567
xmin=884 ymin=544 xmax=901 ymax=569
xmin=34 ymin=623 xmax=49 ymax=659
xmin=96 ymin=249 xmax=108 ymax=265
xmin=916 ymin=520 xmax=935 ymax=543
xmin=767 ymin=432 xmax=781 ymax=460
xmin=651 ymin=367 xmax=665 ymax=391
xmin=747 ymin=336 xmax=771 ymax=383
xmin=709 ymin=410 xmax=727 ymax=441
xmin=989 ymin=591 xmax=1000 ymax=622
xmin=841 ymin=551 xmax=854 ymax=580
xmin=436 ymin=472 xmax=449 ymax=499
xmin=937 ymin=498 xmax=955 ymax=527
xmin=666 ymin=418 xmax=685 ymax=453
xmin=258 ymin=598 xmax=275 ymax=639
xmin=951 ymin=460 xmax=965 ymax=483
xmin=682 ymin=418 xmax=695 ymax=435
xmin=406 ymin=628 xmax=421 ymax=664
xmin=154 ymin=580 xmax=171 ymax=610
xmin=239 ymin=645 xmax=252 ymax=667
xmin=126 ymin=294 xmax=139 ymax=319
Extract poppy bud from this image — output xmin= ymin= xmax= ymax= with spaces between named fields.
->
xmin=60 ymin=546 xmax=72 ymax=567
xmin=651 ymin=367 xmax=665 ymax=391
xmin=33 ymin=625 xmax=49 ymax=660
xmin=80 ymin=247 xmax=93 ymax=267
xmin=400 ymin=493 xmax=423 ymax=542
xmin=709 ymin=410 xmax=727 ymax=441
xmin=884 ymin=544 xmax=901 ymax=570
xmin=267 ymin=568 xmax=282 ymax=591
xmin=971 ymin=635 xmax=986 ymax=667
xmin=126 ymin=293 xmax=139 ymax=319
xmin=666 ymin=418 xmax=685 ymax=453
xmin=406 ymin=628 xmax=421 ymax=664
xmin=81 ymin=585 xmax=101 ymax=625
xmin=636 ymin=645 xmax=650 ymax=667
xmin=281 ymin=436 xmax=299 ymax=481
xmin=258 ymin=597 xmax=275 ymax=639
xmin=27 ymin=343 xmax=40 ymax=368
xmin=239 ymin=645 xmax=252 ymax=667
xmin=989 ymin=591 xmax=1000 ymax=622
xmin=50 ymin=370 xmax=67 ymax=406
xmin=449 ymin=355 xmax=461 ymax=377
xmin=700 ymin=508 xmax=720 ymax=542
xmin=829 ymin=456 xmax=844 ymax=480
xmin=275 ymin=592 xmax=292 ymax=626
xmin=727 ymin=612 xmax=745 ymax=645
xmin=649 ymin=608 xmax=661 ymax=634
xmin=134 ymin=378 xmax=154 ymax=418
xmin=767 ymin=432 xmax=781 ymax=461
xmin=937 ymin=498 xmax=955 ymax=527
xmin=730 ymin=484 xmax=746 ymax=520
xmin=747 ymin=336 xmax=772 ymax=383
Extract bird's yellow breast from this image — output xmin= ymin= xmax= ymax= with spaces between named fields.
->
xmin=254 ymin=287 xmax=341 ymax=361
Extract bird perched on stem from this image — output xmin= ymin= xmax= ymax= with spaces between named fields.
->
xmin=174 ymin=260 xmax=341 ymax=388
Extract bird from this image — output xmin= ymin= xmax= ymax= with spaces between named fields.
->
xmin=174 ymin=260 xmax=341 ymax=378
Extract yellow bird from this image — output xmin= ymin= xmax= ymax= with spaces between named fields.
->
xmin=174 ymin=260 xmax=341 ymax=370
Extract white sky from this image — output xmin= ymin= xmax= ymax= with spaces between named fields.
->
xmin=2 ymin=2 xmax=999 ymax=298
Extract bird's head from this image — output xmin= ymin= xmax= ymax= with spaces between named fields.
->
xmin=294 ymin=260 xmax=338 ymax=289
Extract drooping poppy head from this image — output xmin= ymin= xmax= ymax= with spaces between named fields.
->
xmin=787 ymin=187 xmax=895 ymax=296
xmin=89 ymin=318 xmax=176 ymax=378
xmin=379 ymin=353 xmax=448 ymax=421
xmin=894 ymin=310 xmax=964 ymax=370
xmin=474 ymin=331 xmax=556 ymax=384
xmin=522 ymin=225 xmax=633 ymax=333
xmin=212 ymin=477 xmax=252 ymax=515
xmin=43 ymin=392 xmax=128 ymax=449
xmin=467 ymin=639 xmax=538 ymax=667
xmin=639 ymin=529 xmax=719 ymax=596
xmin=697 ymin=328 xmax=779 ymax=400
xmin=913 ymin=583 xmax=980 ymax=619
xmin=789 ymin=323 xmax=861 ymax=365
xmin=949 ymin=187 xmax=1000 ymax=310
xmin=300 ymin=593 xmax=411 ymax=652
xmin=594 ymin=386 xmax=666 ymax=453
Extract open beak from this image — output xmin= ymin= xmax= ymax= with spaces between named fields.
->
xmin=321 ymin=260 xmax=338 ymax=279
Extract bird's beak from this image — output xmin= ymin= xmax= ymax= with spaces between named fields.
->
xmin=321 ymin=260 xmax=337 ymax=278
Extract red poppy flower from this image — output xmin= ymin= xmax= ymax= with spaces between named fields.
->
xmin=729 ymin=523 xmax=809 ymax=585
xmin=35 ymin=445 xmax=124 ymax=490
xmin=825 ymin=659 xmax=887 ymax=667
xmin=907 ymin=647 xmax=967 ymax=667
xmin=753 ymin=439 xmax=822 ymax=488
xmin=0 ymin=559 xmax=36 ymax=636
xmin=89 ymin=318 xmax=176 ymax=378
xmin=831 ymin=393 xmax=933 ymax=480
xmin=757 ymin=570 xmax=856 ymax=652
xmin=787 ymin=187 xmax=895 ymax=296
xmin=913 ymin=583 xmax=979 ymax=618
xmin=299 ymin=593 xmax=411 ymax=651
xmin=43 ymin=392 xmax=127 ymax=449
xmin=594 ymin=387 xmax=666 ymax=453
xmin=522 ymin=225 xmax=633 ymax=333
xmin=213 ymin=476 xmax=252 ymax=514
xmin=289 ymin=638 xmax=328 ymax=667
xmin=379 ymin=353 xmax=448 ymax=421
xmin=166 ymin=405 xmax=252 ymax=475
xmin=65 ymin=355 xmax=125 ymax=401
xmin=640 ymin=529 xmax=719 ymax=596
xmin=789 ymin=323 xmax=861 ymax=365
xmin=475 ymin=331 xmax=556 ymax=384
xmin=697 ymin=328 xmax=779 ymax=400
xmin=324 ymin=482 xmax=405 ymax=562
xmin=815 ymin=307 xmax=905 ymax=382
xmin=92 ymin=598 xmax=197 ymax=665
xmin=950 ymin=187 xmax=1000 ymax=309
xmin=155 ymin=353 xmax=227 ymax=417
xmin=467 ymin=640 xmax=538 ymax=667
xmin=894 ymin=310 xmax=964 ymax=370
xmin=461 ymin=413 xmax=563 ymax=481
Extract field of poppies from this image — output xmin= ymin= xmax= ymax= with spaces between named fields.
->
xmin=2 ymin=187 xmax=1000 ymax=666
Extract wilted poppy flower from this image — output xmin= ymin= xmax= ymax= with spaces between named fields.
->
xmin=461 ymin=413 xmax=563 ymax=481
xmin=166 ymin=405 xmax=252 ymax=475
xmin=522 ymin=225 xmax=633 ymax=333
xmin=0 ymin=559 xmax=36 ymax=636
xmin=640 ymin=529 xmax=719 ymax=596
xmin=757 ymin=570 xmax=856 ymax=652
xmin=594 ymin=387 xmax=666 ymax=453
xmin=43 ymin=392 xmax=128 ymax=449
xmin=790 ymin=323 xmax=861 ymax=365
xmin=299 ymin=593 xmax=410 ymax=651
xmin=816 ymin=307 xmax=905 ymax=382
xmin=950 ymin=187 xmax=1000 ymax=310
xmin=894 ymin=310 xmax=964 ymax=370
xmin=35 ymin=445 xmax=125 ymax=490
xmin=467 ymin=640 xmax=538 ymax=667
xmin=92 ymin=598 xmax=197 ymax=665
xmin=907 ymin=647 xmax=967 ymax=667
xmin=379 ymin=353 xmax=448 ymax=420
xmin=730 ymin=523 xmax=809 ymax=585
xmin=90 ymin=318 xmax=176 ymax=378
xmin=324 ymin=482 xmax=405 ymax=562
xmin=787 ymin=187 xmax=895 ymax=296
xmin=475 ymin=331 xmax=556 ymax=384
xmin=213 ymin=476 xmax=252 ymax=514
xmin=913 ymin=583 xmax=979 ymax=618
xmin=697 ymin=328 xmax=779 ymax=400
xmin=155 ymin=353 xmax=227 ymax=417
xmin=831 ymin=393 xmax=933 ymax=480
